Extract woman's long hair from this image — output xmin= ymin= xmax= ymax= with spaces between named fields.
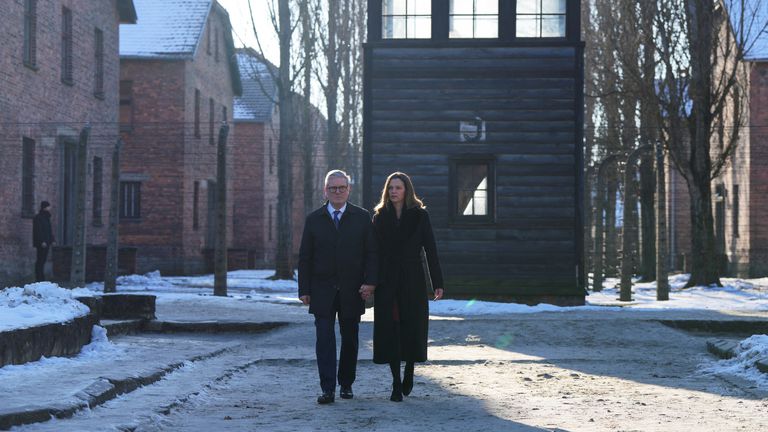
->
xmin=374 ymin=172 xmax=425 ymax=215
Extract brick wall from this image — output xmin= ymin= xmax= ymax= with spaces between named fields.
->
xmin=232 ymin=103 xmax=328 ymax=269
xmin=666 ymin=60 xmax=768 ymax=278
xmin=0 ymin=0 xmax=123 ymax=287
xmin=118 ymin=7 xmax=237 ymax=275
xmin=748 ymin=62 xmax=768 ymax=277
xmin=231 ymin=121 xmax=272 ymax=264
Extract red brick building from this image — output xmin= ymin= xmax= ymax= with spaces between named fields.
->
xmin=118 ymin=0 xmax=241 ymax=274
xmin=0 ymin=0 xmax=136 ymax=287
xmin=667 ymin=1 xmax=768 ymax=277
xmin=232 ymin=48 xmax=327 ymax=267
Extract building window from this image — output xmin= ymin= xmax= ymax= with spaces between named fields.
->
xmin=209 ymin=98 xmax=215 ymax=145
xmin=516 ymin=0 xmax=566 ymax=38
xmin=214 ymin=29 xmax=220 ymax=62
xmin=451 ymin=157 xmax=495 ymax=223
xmin=269 ymin=138 xmax=274 ymax=174
xmin=268 ymin=204 xmax=273 ymax=241
xmin=207 ymin=25 xmax=212 ymax=55
xmin=119 ymin=81 xmax=133 ymax=131
xmin=22 ymin=137 xmax=36 ymax=218
xmin=193 ymin=180 xmax=200 ymax=230
xmin=194 ymin=89 xmax=201 ymax=137
xmin=449 ymin=0 xmax=498 ymax=38
xmin=61 ymin=7 xmax=73 ymax=84
xmin=94 ymin=28 xmax=104 ymax=98
xmin=222 ymin=105 xmax=227 ymax=123
xmin=382 ymin=0 xmax=431 ymax=39
xmin=120 ymin=181 xmax=141 ymax=219
xmin=23 ymin=0 xmax=37 ymax=68
xmin=92 ymin=157 xmax=103 ymax=225
xmin=733 ymin=185 xmax=740 ymax=238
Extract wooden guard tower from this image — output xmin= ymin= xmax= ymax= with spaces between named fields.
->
xmin=363 ymin=0 xmax=585 ymax=304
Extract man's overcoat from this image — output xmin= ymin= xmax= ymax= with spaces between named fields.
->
xmin=298 ymin=202 xmax=378 ymax=319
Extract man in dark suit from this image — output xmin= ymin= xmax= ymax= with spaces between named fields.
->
xmin=32 ymin=201 xmax=55 ymax=282
xmin=298 ymin=169 xmax=377 ymax=404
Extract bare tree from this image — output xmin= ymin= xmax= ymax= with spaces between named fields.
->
xmin=70 ymin=125 xmax=90 ymax=287
xmin=619 ymin=145 xmax=651 ymax=301
xmin=583 ymin=0 xmax=598 ymax=289
xmin=246 ymin=0 xmax=303 ymax=279
xmin=338 ymin=0 xmax=366 ymax=204
xmin=313 ymin=0 xmax=366 ymax=205
xmin=652 ymin=0 xmax=762 ymax=287
xmin=214 ymin=124 xmax=230 ymax=296
xmin=315 ymin=0 xmax=342 ymax=171
xmin=638 ymin=0 xmax=661 ymax=282
xmin=104 ymin=139 xmax=122 ymax=293
xmin=655 ymin=139 xmax=670 ymax=300
xmin=299 ymin=0 xmax=317 ymax=216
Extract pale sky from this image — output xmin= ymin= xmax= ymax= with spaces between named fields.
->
xmin=217 ymin=0 xmax=280 ymax=64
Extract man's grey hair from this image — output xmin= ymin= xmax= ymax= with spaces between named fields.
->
xmin=324 ymin=169 xmax=351 ymax=186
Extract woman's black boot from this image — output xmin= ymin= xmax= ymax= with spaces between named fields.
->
xmin=389 ymin=362 xmax=403 ymax=402
xmin=402 ymin=362 xmax=414 ymax=396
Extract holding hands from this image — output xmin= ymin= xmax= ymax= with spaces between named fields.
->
xmin=359 ymin=284 xmax=375 ymax=301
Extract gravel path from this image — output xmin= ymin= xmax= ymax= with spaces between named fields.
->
xmin=12 ymin=309 xmax=768 ymax=431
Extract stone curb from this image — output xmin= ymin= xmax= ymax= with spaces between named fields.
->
xmin=705 ymin=339 xmax=739 ymax=359
xmin=705 ymin=338 xmax=768 ymax=374
xmin=142 ymin=320 xmax=286 ymax=333
xmin=0 ymin=321 xmax=288 ymax=430
xmin=0 ymin=347 xmax=232 ymax=430
xmin=656 ymin=319 xmax=768 ymax=334
xmin=101 ymin=319 xmax=146 ymax=336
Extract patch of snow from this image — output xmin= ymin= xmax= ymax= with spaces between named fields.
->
xmin=0 ymin=282 xmax=91 ymax=331
xmin=430 ymin=299 xmax=618 ymax=316
xmin=702 ymin=334 xmax=768 ymax=389
xmin=0 ymin=325 xmax=124 ymax=376
xmin=587 ymin=274 xmax=768 ymax=311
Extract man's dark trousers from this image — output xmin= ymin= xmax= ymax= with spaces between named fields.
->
xmin=35 ymin=245 xmax=49 ymax=282
xmin=315 ymin=292 xmax=359 ymax=394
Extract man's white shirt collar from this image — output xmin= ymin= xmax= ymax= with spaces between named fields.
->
xmin=327 ymin=202 xmax=347 ymax=218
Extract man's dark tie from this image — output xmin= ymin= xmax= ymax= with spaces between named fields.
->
xmin=333 ymin=210 xmax=340 ymax=229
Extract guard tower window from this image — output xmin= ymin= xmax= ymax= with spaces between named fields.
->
xmin=451 ymin=157 xmax=495 ymax=223
xmin=449 ymin=0 xmax=498 ymax=38
xmin=382 ymin=0 xmax=431 ymax=39
xmin=516 ymin=0 xmax=566 ymax=38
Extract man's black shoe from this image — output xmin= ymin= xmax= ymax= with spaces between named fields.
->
xmin=317 ymin=391 xmax=335 ymax=404
xmin=340 ymin=386 xmax=353 ymax=399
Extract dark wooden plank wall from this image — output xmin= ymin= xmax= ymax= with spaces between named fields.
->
xmin=365 ymin=45 xmax=583 ymax=299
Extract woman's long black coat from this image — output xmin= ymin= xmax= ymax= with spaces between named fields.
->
xmin=372 ymin=205 xmax=443 ymax=364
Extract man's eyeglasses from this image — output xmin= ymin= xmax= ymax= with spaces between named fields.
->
xmin=326 ymin=185 xmax=348 ymax=193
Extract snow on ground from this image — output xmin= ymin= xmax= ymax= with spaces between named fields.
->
xmin=0 ymin=325 xmax=123 ymax=379
xmin=429 ymin=299 xmax=618 ymax=315
xmin=3 ymin=271 xmax=768 ymax=331
xmin=702 ymin=334 xmax=768 ymax=389
xmin=0 ymin=282 xmax=93 ymax=331
xmin=0 ymin=270 xmax=768 ymax=416
xmin=91 ymin=270 xmax=301 ymax=305
xmin=588 ymin=274 xmax=768 ymax=311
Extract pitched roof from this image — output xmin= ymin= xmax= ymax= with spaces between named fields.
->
xmin=117 ymin=0 xmax=137 ymax=23
xmin=724 ymin=0 xmax=768 ymax=61
xmin=234 ymin=49 xmax=278 ymax=122
xmin=120 ymin=0 xmax=241 ymax=95
xmin=120 ymin=0 xmax=210 ymax=58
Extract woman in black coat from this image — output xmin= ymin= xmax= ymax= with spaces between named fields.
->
xmin=371 ymin=172 xmax=444 ymax=402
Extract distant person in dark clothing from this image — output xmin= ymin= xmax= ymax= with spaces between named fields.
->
xmin=32 ymin=201 xmax=55 ymax=282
